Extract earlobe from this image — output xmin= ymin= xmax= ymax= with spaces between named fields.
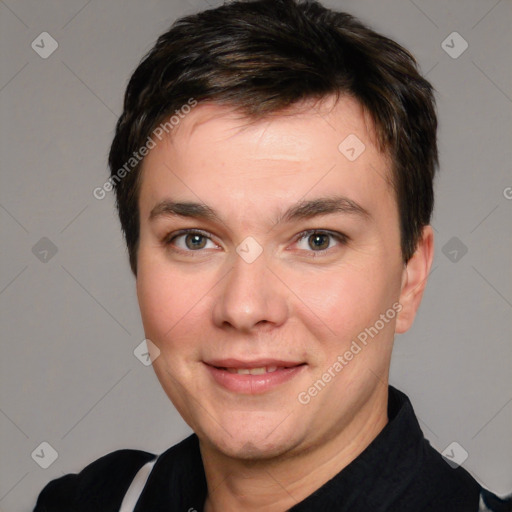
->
xmin=395 ymin=226 xmax=434 ymax=334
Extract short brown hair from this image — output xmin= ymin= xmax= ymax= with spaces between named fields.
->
xmin=108 ymin=0 xmax=438 ymax=275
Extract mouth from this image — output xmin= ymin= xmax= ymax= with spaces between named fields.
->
xmin=203 ymin=359 xmax=307 ymax=394
xmin=205 ymin=358 xmax=306 ymax=372
xmin=222 ymin=365 xmax=291 ymax=375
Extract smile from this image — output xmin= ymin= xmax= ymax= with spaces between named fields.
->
xmin=204 ymin=360 xmax=307 ymax=394
xmin=224 ymin=366 xmax=280 ymax=374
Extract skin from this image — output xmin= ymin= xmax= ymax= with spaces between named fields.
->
xmin=136 ymin=95 xmax=434 ymax=511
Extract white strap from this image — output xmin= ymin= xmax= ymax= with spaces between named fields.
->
xmin=119 ymin=457 xmax=158 ymax=512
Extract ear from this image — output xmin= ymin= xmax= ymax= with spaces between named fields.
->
xmin=395 ymin=225 xmax=434 ymax=334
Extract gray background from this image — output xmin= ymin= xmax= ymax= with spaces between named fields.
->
xmin=0 ymin=0 xmax=511 ymax=510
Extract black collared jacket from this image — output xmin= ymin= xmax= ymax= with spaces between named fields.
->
xmin=34 ymin=386 xmax=511 ymax=511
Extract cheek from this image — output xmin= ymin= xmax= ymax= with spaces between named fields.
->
xmin=290 ymin=261 xmax=390 ymax=340
xmin=136 ymin=255 xmax=211 ymax=349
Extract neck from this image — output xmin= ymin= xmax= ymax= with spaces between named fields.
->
xmin=202 ymin=385 xmax=389 ymax=512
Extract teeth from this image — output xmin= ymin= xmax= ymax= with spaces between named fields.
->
xmin=224 ymin=366 xmax=282 ymax=375
xmin=248 ymin=367 xmax=266 ymax=375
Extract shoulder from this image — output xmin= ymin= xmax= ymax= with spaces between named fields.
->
xmin=386 ymin=388 xmax=511 ymax=512
xmin=479 ymin=489 xmax=512 ymax=512
xmin=413 ymin=438 xmax=511 ymax=511
xmin=33 ymin=448 xmax=156 ymax=512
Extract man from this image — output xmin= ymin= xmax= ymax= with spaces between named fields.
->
xmin=34 ymin=0 xmax=511 ymax=510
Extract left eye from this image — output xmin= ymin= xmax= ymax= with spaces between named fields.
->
xmin=294 ymin=230 xmax=347 ymax=252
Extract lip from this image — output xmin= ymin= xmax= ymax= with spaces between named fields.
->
xmin=204 ymin=360 xmax=307 ymax=394
xmin=205 ymin=358 xmax=304 ymax=369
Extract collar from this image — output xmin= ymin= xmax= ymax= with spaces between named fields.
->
xmin=137 ymin=386 xmax=462 ymax=511
xmin=290 ymin=385 xmax=425 ymax=510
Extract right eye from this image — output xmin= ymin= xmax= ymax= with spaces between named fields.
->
xmin=165 ymin=229 xmax=220 ymax=253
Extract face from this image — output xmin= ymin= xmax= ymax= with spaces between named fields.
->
xmin=136 ymin=96 xmax=422 ymax=460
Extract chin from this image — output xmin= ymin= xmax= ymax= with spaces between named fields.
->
xmin=214 ymin=434 xmax=297 ymax=461
xmin=201 ymin=414 xmax=304 ymax=461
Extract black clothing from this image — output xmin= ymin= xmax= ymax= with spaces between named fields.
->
xmin=34 ymin=386 xmax=511 ymax=511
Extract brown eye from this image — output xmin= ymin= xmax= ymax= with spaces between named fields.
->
xmin=295 ymin=230 xmax=348 ymax=254
xmin=165 ymin=229 xmax=218 ymax=252
xmin=308 ymin=233 xmax=330 ymax=251
xmin=184 ymin=233 xmax=207 ymax=250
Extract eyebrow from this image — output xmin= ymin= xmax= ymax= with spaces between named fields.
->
xmin=149 ymin=196 xmax=371 ymax=225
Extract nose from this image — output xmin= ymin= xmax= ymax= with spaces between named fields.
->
xmin=212 ymin=249 xmax=289 ymax=333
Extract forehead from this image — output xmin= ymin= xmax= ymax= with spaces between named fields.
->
xmin=165 ymin=96 xmax=383 ymax=163
xmin=138 ymin=96 xmax=395 ymax=223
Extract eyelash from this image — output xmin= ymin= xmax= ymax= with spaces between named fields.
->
xmin=163 ymin=228 xmax=348 ymax=258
